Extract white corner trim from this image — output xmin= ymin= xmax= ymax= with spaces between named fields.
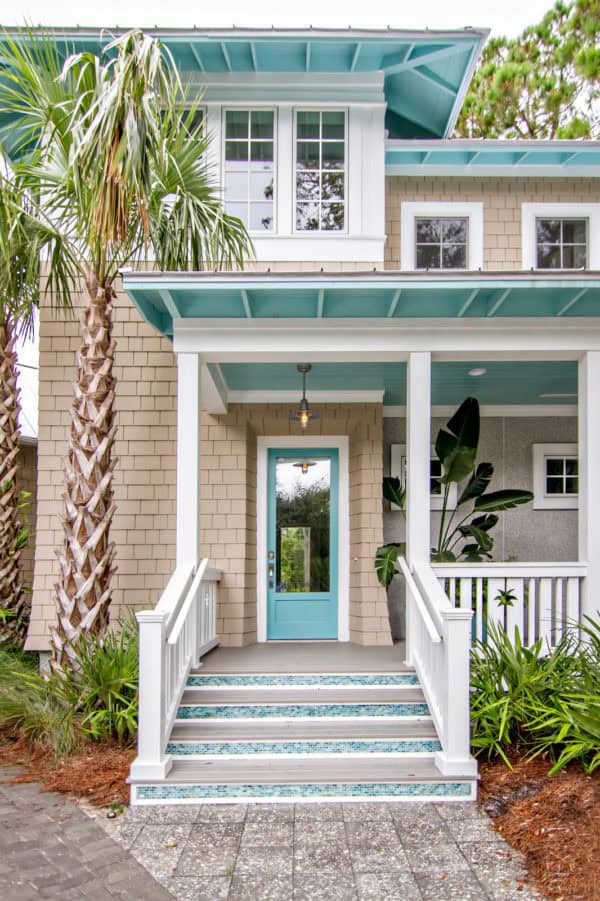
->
xmin=400 ymin=201 xmax=484 ymax=271
xmin=390 ymin=444 xmax=457 ymax=511
xmin=383 ymin=404 xmax=578 ymax=418
xmin=521 ymin=203 xmax=600 ymax=270
xmin=532 ymin=443 xmax=579 ymax=510
xmin=256 ymin=435 xmax=350 ymax=643
xmin=228 ymin=390 xmax=384 ymax=404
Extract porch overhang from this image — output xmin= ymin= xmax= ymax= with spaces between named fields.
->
xmin=122 ymin=271 xmax=600 ymax=339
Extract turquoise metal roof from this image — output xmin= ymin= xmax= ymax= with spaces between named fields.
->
xmin=122 ymin=272 xmax=600 ymax=338
xmin=386 ymin=139 xmax=600 ymax=175
xmin=219 ymin=360 xmax=577 ymax=407
xmin=1 ymin=27 xmax=487 ymax=139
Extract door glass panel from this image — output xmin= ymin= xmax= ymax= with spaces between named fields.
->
xmin=275 ymin=458 xmax=330 ymax=593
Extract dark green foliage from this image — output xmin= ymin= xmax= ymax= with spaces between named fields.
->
xmin=375 ymin=543 xmax=405 ymax=589
xmin=0 ymin=616 xmax=139 ymax=755
xmin=456 ymin=0 xmax=600 ymax=139
xmin=471 ymin=619 xmax=600 ymax=774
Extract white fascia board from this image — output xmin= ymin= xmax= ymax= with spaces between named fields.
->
xmin=173 ymin=316 xmax=600 ymax=359
xmin=383 ymin=404 xmax=577 ymax=418
xmin=228 ymin=390 xmax=384 ymax=404
xmin=386 ymin=165 xmax=600 ymax=178
xmin=198 ymin=72 xmax=385 ymax=105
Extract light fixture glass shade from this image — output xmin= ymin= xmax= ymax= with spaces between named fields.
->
xmin=289 ymin=364 xmax=319 ymax=429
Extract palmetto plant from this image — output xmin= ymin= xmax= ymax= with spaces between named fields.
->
xmin=0 ymin=162 xmax=77 ymax=646
xmin=0 ymin=29 xmax=253 ymax=668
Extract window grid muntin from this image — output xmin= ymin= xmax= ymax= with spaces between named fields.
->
xmin=295 ymin=109 xmax=346 ymax=233
xmin=223 ymin=108 xmax=276 ymax=233
xmin=535 ymin=217 xmax=588 ymax=269
xmin=545 ymin=456 xmax=579 ymax=496
xmin=415 ymin=217 xmax=469 ymax=270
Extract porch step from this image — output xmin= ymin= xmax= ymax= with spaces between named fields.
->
xmin=177 ymin=701 xmax=431 ymax=720
xmin=187 ymin=672 xmax=419 ymax=688
xmin=180 ymin=687 xmax=426 ymax=705
xmin=170 ymin=718 xmax=439 ymax=742
xmin=131 ymin=758 xmax=476 ymax=804
xmin=166 ymin=737 xmax=442 ymax=757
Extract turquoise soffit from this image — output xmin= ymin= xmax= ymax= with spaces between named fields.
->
xmin=1 ymin=27 xmax=487 ymax=139
xmin=386 ymin=139 xmax=600 ymax=175
xmin=218 ymin=360 xmax=577 ymax=407
xmin=121 ymin=272 xmax=600 ymax=338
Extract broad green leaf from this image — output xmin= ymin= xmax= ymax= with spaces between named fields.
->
xmin=474 ymin=489 xmax=534 ymax=512
xmin=374 ymin=543 xmax=403 ymax=588
xmin=382 ymin=476 xmax=405 ymax=510
xmin=445 ymin=396 xmax=480 ymax=451
xmin=457 ymin=462 xmax=494 ymax=505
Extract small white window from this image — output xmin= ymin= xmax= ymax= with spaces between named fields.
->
xmin=532 ymin=444 xmax=578 ymax=509
xmin=522 ymin=203 xmax=600 ymax=270
xmin=400 ymin=202 xmax=483 ymax=271
xmin=390 ymin=445 xmax=457 ymax=511
xmin=295 ymin=110 xmax=346 ymax=232
xmin=223 ymin=109 xmax=276 ymax=233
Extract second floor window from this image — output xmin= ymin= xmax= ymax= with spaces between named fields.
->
xmin=536 ymin=218 xmax=587 ymax=269
xmin=415 ymin=218 xmax=468 ymax=269
xmin=296 ymin=110 xmax=345 ymax=232
xmin=224 ymin=110 xmax=275 ymax=232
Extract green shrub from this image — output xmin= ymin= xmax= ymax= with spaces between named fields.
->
xmin=470 ymin=619 xmax=600 ymax=774
xmin=0 ymin=615 xmax=139 ymax=755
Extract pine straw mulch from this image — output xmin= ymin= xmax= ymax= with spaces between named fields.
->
xmin=0 ymin=734 xmax=134 ymax=807
xmin=478 ymin=752 xmax=600 ymax=901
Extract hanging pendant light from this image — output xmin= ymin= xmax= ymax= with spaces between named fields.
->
xmin=289 ymin=364 xmax=320 ymax=430
xmin=293 ymin=460 xmax=317 ymax=475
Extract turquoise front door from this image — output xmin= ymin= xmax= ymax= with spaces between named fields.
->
xmin=267 ymin=448 xmax=338 ymax=640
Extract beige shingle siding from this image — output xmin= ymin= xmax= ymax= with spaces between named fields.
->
xmin=385 ymin=176 xmax=600 ymax=270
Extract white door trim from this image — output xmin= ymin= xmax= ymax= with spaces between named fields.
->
xmin=256 ymin=435 xmax=350 ymax=643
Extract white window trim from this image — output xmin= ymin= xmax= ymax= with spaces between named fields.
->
xmin=400 ymin=201 xmax=484 ymax=271
xmin=390 ymin=444 xmax=457 ymax=512
xmin=293 ymin=107 xmax=348 ymax=236
xmin=522 ymin=203 xmax=600 ymax=270
xmin=222 ymin=107 xmax=278 ymax=236
xmin=532 ymin=443 xmax=578 ymax=510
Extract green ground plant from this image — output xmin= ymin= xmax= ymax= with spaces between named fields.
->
xmin=0 ymin=615 xmax=139 ymax=756
xmin=470 ymin=618 xmax=600 ymax=774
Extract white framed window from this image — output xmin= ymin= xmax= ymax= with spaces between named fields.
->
xmin=400 ymin=202 xmax=483 ymax=271
xmin=390 ymin=445 xmax=457 ymax=511
xmin=223 ymin=109 xmax=276 ymax=233
xmin=532 ymin=443 xmax=578 ymax=509
xmin=522 ymin=203 xmax=600 ymax=270
xmin=294 ymin=109 xmax=346 ymax=233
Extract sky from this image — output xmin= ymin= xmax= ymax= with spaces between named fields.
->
xmin=5 ymin=0 xmax=555 ymax=39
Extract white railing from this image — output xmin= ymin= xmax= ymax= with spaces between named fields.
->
xmin=398 ymin=557 xmax=476 ymax=778
xmin=130 ymin=559 xmax=221 ymax=780
xmin=432 ymin=562 xmax=587 ymax=647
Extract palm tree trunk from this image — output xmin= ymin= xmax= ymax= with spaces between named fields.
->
xmin=0 ymin=317 xmax=28 ymax=645
xmin=51 ymin=274 xmax=117 ymax=669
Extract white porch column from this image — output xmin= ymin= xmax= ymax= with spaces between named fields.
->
xmin=406 ymin=352 xmax=431 ymax=565
xmin=578 ymin=352 xmax=600 ymax=620
xmin=177 ymin=353 xmax=202 ymax=567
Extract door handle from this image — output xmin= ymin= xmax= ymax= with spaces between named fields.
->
xmin=268 ymin=564 xmax=274 ymax=589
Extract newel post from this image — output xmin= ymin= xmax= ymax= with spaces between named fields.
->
xmin=435 ymin=607 xmax=477 ymax=777
xmin=130 ymin=611 xmax=172 ymax=780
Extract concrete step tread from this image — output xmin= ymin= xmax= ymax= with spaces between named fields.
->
xmin=170 ymin=719 xmax=439 ymax=741
xmin=180 ymin=688 xmax=425 ymax=705
xmin=136 ymin=757 xmax=475 ymax=785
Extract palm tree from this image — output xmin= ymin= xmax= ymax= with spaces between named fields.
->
xmin=0 ymin=30 xmax=252 ymax=668
xmin=0 ymin=160 xmax=77 ymax=645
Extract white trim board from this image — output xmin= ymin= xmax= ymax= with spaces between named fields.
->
xmin=383 ymin=404 xmax=577 ymax=418
xmin=256 ymin=435 xmax=350 ymax=644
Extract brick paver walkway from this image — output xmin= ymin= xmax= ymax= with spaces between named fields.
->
xmin=117 ymin=800 xmax=539 ymax=900
xmin=0 ymin=767 xmax=169 ymax=900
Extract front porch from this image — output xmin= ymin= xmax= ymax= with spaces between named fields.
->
xmin=123 ymin=270 xmax=600 ymax=804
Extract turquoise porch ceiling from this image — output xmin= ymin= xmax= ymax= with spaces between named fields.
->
xmin=219 ymin=361 xmax=578 ymax=407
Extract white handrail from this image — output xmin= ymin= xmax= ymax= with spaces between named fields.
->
xmin=168 ymin=559 xmax=209 ymax=646
xmin=397 ymin=557 xmax=441 ymax=644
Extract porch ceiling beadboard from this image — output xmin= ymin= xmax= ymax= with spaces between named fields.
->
xmin=218 ymin=360 xmax=577 ymax=407
xmin=122 ymin=272 xmax=600 ymax=338
xmin=0 ymin=27 xmax=487 ymax=140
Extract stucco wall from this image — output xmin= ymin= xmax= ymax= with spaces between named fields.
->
xmin=383 ymin=416 xmax=579 ymax=562
xmin=384 ymin=176 xmax=600 ymax=270
xmin=202 ymin=403 xmax=390 ymax=647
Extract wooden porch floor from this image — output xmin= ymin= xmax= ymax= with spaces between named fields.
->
xmin=198 ymin=641 xmax=408 ymax=673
